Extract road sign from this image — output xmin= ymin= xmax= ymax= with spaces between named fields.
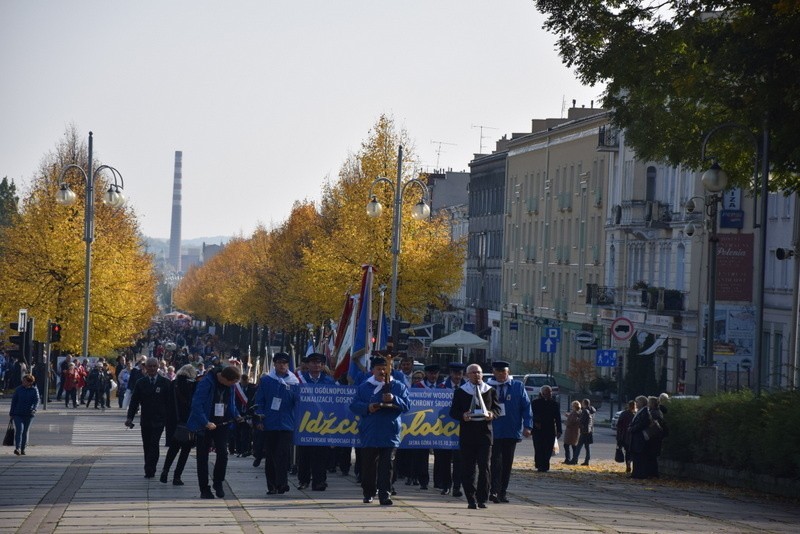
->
xmin=509 ymin=321 xmax=519 ymax=331
xmin=575 ymin=331 xmax=595 ymax=345
xmin=540 ymin=337 xmax=557 ymax=353
xmin=595 ymin=349 xmax=618 ymax=367
xmin=18 ymin=309 xmax=27 ymax=332
xmin=545 ymin=327 xmax=561 ymax=341
xmin=610 ymin=316 xmax=634 ymax=341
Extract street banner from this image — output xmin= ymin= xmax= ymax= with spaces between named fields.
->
xmin=293 ymin=384 xmax=459 ymax=449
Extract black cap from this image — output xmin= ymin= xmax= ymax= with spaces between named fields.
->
xmin=370 ymin=356 xmax=387 ymax=367
xmin=448 ymin=362 xmax=466 ymax=371
xmin=272 ymin=352 xmax=290 ymax=363
xmin=424 ymin=364 xmax=440 ymax=372
xmin=306 ymin=353 xmax=326 ymax=363
xmin=491 ymin=360 xmax=510 ymax=370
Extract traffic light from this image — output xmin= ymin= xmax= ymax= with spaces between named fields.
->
xmin=391 ymin=320 xmax=411 ymax=354
xmin=49 ymin=323 xmax=62 ymax=343
xmin=7 ymin=322 xmax=24 ymax=362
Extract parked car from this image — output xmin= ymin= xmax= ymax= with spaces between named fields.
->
xmin=611 ymin=410 xmax=623 ymax=430
xmin=522 ymin=374 xmax=559 ymax=403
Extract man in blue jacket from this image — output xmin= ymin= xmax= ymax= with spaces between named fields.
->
xmin=255 ymin=352 xmax=299 ymax=495
xmin=486 ymin=360 xmax=532 ymax=503
xmin=296 ymin=352 xmax=335 ymax=491
xmin=186 ymin=365 xmax=242 ymax=499
xmin=349 ymin=355 xmax=410 ymax=506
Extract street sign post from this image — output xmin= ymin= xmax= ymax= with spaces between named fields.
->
xmin=610 ymin=317 xmax=634 ymax=341
xmin=540 ymin=337 xmax=557 ymax=353
xmin=595 ymin=349 xmax=618 ymax=367
xmin=545 ymin=327 xmax=561 ymax=341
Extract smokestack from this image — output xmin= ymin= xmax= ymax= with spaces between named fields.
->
xmin=169 ymin=151 xmax=182 ymax=272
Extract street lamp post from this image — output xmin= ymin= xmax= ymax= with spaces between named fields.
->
xmin=366 ymin=145 xmax=431 ymax=325
xmin=692 ymin=122 xmax=766 ymax=394
xmin=56 ymin=132 xmax=125 ymax=360
xmin=685 ymin=165 xmax=727 ymax=367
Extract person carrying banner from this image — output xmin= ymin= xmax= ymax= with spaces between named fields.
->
xmin=349 ymin=355 xmax=410 ymax=506
xmin=486 ymin=360 xmax=532 ymax=503
xmin=449 ymin=363 xmax=501 ymax=510
xmin=255 ymin=352 xmax=299 ymax=495
xmin=296 ymin=353 xmax=335 ymax=491
xmin=434 ymin=362 xmax=466 ymax=496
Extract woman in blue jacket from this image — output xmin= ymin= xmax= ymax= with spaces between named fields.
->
xmin=9 ymin=373 xmax=40 ymax=455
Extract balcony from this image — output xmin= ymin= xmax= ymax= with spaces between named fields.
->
xmin=598 ymin=124 xmax=619 ymax=151
xmin=642 ymin=287 xmax=685 ymax=313
xmin=586 ymin=284 xmax=615 ymax=305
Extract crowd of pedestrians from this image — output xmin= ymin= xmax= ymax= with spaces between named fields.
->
xmin=4 ymin=317 xmax=674 ymax=506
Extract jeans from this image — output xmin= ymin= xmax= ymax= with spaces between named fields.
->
xmin=13 ymin=415 xmax=33 ymax=451
xmin=575 ymin=434 xmax=592 ymax=462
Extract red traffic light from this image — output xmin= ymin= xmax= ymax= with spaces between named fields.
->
xmin=50 ymin=323 xmax=62 ymax=343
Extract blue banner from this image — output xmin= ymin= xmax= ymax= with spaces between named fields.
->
xmin=293 ymin=384 xmax=459 ymax=449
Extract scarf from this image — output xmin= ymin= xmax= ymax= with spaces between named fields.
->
xmin=460 ymin=381 xmax=491 ymax=395
xmin=366 ymin=375 xmax=389 ymax=395
xmin=268 ymin=369 xmax=299 ymax=387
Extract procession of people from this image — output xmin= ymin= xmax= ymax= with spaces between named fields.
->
xmin=5 ymin=316 xmax=668 ymax=507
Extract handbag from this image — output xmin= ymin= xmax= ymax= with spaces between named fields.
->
xmin=3 ymin=420 xmax=14 ymax=447
xmin=173 ymin=423 xmax=194 ymax=444
xmin=171 ymin=386 xmax=194 ymax=444
xmin=615 ymin=446 xmax=625 ymax=463
xmin=552 ymin=437 xmax=560 ymax=455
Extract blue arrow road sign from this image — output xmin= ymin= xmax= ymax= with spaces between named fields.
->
xmin=541 ymin=337 xmax=557 ymax=353
xmin=595 ymin=349 xmax=618 ymax=367
xmin=545 ymin=327 xmax=561 ymax=341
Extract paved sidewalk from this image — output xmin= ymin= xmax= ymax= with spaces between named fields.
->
xmin=1 ymin=408 xmax=798 ymax=533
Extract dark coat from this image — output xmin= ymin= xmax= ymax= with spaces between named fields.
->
xmin=531 ymin=396 xmax=562 ymax=439
xmin=449 ymin=385 xmax=502 ymax=447
xmin=127 ymin=374 xmax=173 ymax=427
xmin=628 ymin=407 xmax=651 ymax=454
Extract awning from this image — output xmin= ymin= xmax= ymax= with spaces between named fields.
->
xmin=639 ymin=335 xmax=668 ymax=355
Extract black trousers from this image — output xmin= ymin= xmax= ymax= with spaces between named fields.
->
xmin=163 ymin=440 xmax=193 ymax=480
xmin=460 ymin=441 xmax=491 ymax=504
xmin=411 ymin=448 xmax=430 ymax=486
xmin=490 ymin=438 xmax=517 ymax=497
xmin=532 ymin=432 xmax=556 ymax=472
xmin=395 ymin=448 xmax=413 ymax=479
xmin=297 ymin=445 xmax=329 ymax=486
xmin=252 ymin=428 xmax=265 ymax=461
xmin=140 ymin=423 xmax=165 ymax=477
xmin=335 ymin=446 xmax=352 ymax=474
xmin=433 ymin=449 xmax=461 ymax=490
xmin=196 ymin=425 xmax=229 ymax=489
xmin=360 ymin=447 xmax=395 ymax=500
xmin=263 ymin=430 xmax=292 ymax=491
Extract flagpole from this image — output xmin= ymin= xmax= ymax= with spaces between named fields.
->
xmin=376 ymin=285 xmax=387 ymax=349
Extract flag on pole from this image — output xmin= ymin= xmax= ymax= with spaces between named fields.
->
xmin=348 ymin=264 xmax=375 ymax=384
xmin=376 ymin=302 xmax=389 ymax=351
xmin=333 ymin=296 xmax=357 ymax=380
xmin=305 ymin=339 xmax=315 ymax=357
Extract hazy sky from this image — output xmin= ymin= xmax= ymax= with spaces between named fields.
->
xmin=1 ymin=0 xmax=602 ymax=239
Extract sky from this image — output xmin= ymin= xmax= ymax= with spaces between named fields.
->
xmin=0 ymin=0 xmax=602 ymax=239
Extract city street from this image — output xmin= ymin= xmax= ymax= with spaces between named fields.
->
xmin=1 ymin=403 xmax=798 ymax=533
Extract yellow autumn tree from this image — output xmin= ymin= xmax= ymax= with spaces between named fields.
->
xmin=173 ymin=115 xmax=464 ymax=329
xmin=0 ymin=127 xmax=158 ymax=355
xmin=302 ymin=115 xmax=464 ymax=321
